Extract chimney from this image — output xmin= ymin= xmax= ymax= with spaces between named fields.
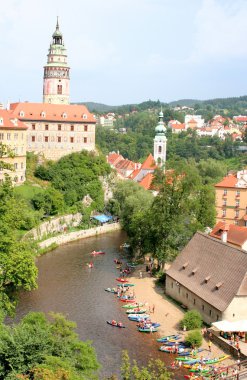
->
xmin=221 ymin=224 xmax=229 ymax=243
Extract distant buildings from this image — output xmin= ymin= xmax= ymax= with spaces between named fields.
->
xmin=0 ymin=110 xmax=27 ymax=184
xmin=210 ymin=222 xmax=247 ymax=251
xmin=215 ymin=170 xmax=247 ymax=226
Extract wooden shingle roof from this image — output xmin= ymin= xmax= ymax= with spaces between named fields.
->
xmin=166 ymin=232 xmax=247 ymax=311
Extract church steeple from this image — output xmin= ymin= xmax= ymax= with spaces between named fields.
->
xmin=153 ymin=110 xmax=167 ymax=167
xmin=43 ymin=18 xmax=70 ymax=104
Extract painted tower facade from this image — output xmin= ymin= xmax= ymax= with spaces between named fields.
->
xmin=153 ymin=111 xmax=167 ymax=166
xmin=43 ymin=19 xmax=70 ymax=104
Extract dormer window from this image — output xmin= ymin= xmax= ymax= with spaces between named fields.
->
xmin=192 ymin=268 xmax=198 ymax=275
xmin=41 ymin=111 xmax=46 ymax=118
xmin=82 ymin=114 xmax=87 ymax=120
xmin=216 ymin=282 xmax=223 ymax=290
xmin=205 ymin=276 xmax=211 ymax=283
xmin=62 ymin=113 xmax=67 ymax=119
xmin=182 ymin=262 xmax=188 ymax=269
xmin=0 ymin=118 xmax=3 ymax=126
xmin=19 ymin=111 xmax=25 ymax=117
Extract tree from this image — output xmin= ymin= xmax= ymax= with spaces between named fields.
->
xmin=185 ymin=330 xmax=203 ymax=348
xmin=117 ymin=351 xmax=171 ymax=380
xmin=179 ymin=310 xmax=203 ymax=330
xmin=0 ymin=312 xmax=100 ymax=380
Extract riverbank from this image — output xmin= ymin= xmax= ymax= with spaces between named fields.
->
xmin=127 ymin=268 xmax=235 ymax=367
xmin=38 ymin=222 xmax=121 ymax=249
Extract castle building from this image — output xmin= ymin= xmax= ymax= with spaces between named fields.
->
xmin=0 ymin=110 xmax=27 ymax=184
xmin=153 ymin=110 xmax=167 ymax=166
xmin=10 ymin=19 xmax=96 ymax=161
xmin=43 ymin=18 xmax=70 ymax=105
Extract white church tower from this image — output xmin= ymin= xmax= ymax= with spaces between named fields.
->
xmin=153 ymin=110 xmax=167 ymax=167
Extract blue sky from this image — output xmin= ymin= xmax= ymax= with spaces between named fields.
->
xmin=1 ymin=0 xmax=247 ymax=105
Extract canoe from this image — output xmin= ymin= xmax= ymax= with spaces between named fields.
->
xmin=178 ymin=348 xmax=204 ymax=356
xmin=120 ymin=297 xmax=136 ymax=302
xmin=116 ymin=278 xmax=128 ymax=283
xmin=126 ymin=309 xmax=146 ymax=314
xmin=203 ymin=355 xmax=230 ymax=365
xmin=138 ymin=327 xmax=158 ymax=333
xmin=157 ymin=334 xmax=181 ymax=342
xmin=163 ymin=341 xmax=186 ymax=346
xmin=122 ymin=302 xmax=145 ymax=308
xmin=128 ymin=314 xmax=150 ymax=321
xmin=104 ymin=288 xmax=117 ymax=293
xmin=106 ymin=321 xmax=125 ymax=328
xmin=159 ymin=346 xmax=186 ymax=353
xmin=91 ymin=250 xmax=105 ymax=255
xmin=117 ymin=283 xmax=135 ymax=287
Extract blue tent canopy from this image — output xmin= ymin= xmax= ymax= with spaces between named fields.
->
xmin=91 ymin=214 xmax=113 ymax=223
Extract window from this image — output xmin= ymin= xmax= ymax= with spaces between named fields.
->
xmin=70 ymin=125 xmax=74 ymax=131
xmin=158 ymin=146 xmax=162 ymax=153
xmin=84 ymin=137 xmax=87 ymax=144
xmin=7 ymin=133 xmax=11 ymax=140
xmin=217 ymin=315 xmax=219 ymax=321
xmin=84 ymin=125 xmax=88 ymax=132
xmin=14 ymin=163 xmax=18 ymax=169
xmin=70 ymin=137 xmax=74 ymax=143
xmin=236 ymin=200 xmax=240 ymax=207
xmin=202 ymin=304 xmax=205 ymax=311
xmin=0 ymin=133 xmax=4 ymax=140
xmin=235 ymin=220 xmax=239 ymax=225
xmin=32 ymin=124 xmax=36 ymax=130
xmin=223 ymin=199 xmax=227 ymax=206
xmin=235 ymin=210 xmax=239 ymax=218
xmin=186 ymin=293 xmax=188 ymax=299
xmin=193 ymin=299 xmax=196 ymax=305
xmin=209 ymin=310 xmax=212 ymax=316
xmin=21 ymin=162 xmax=24 ymax=169
xmin=82 ymin=114 xmax=87 ymax=119
xmin=178 ymin=287 xmax=181 ymax=294
xmin=236 ymin=190 xmax=240 ymax=197
xmin=57 ymin=85 xmax=62 ymax=94
xmin=45 ymin=136 xmax=48 ymax=142
xmin=14 ymin=133 xmax=18 ymax=140
xmin=222 ymin=209 xmax=226 ymax=217
xmin=57 ymin=136 xmax=61 ymax=143
xmin=223 ymin=189 xmax=227 ymax=196
xmin=58 ymin=124 xmax=61 ymax=131
xmin=171 ymin=282 xmax=173 ymax=288
xmin=31 ymin=136 xmax=35 ymax=142
xmin=45 ymin=124 xmax=49 ymax=131
xmin=41 ymin=111 xmax=46 ymax=118
xmin=0 ymin=118 xmax=3 ymax=125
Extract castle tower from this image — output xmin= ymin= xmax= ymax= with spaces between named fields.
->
xmin=153 ymin=110 xmax=167 ymax=166
xmin=43 ymin=18 xmax=70 ymax=104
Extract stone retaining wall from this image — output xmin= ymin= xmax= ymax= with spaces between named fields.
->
xmin=39 ymin=222 xmax=121 ymax=249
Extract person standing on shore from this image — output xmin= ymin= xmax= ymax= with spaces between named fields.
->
xmin=152 ymin=304 xmax=155 ymax=313
xmin=208 ymin=340 xmax=212 ymax=352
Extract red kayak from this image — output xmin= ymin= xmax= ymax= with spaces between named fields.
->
xmin=120 ymin=297 xmax=136 ymax=302
xmin=116 ymin=278 xmax=128 ymax=283
xmin=91 ymin=250 xmax=105 ymax=255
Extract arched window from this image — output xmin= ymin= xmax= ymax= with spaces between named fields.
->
xmin=158 ymin=146 xmax=162 ymax=153
xmin=57 ymin=85 xmax=62 ymax=94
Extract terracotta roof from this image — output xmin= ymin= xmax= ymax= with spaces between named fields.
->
xmin=234 ymin=116 xmax=247 ymax=123
xmin=0 ymin=109 xmax=28 ymax=130
xmin=172 ymin=123 xmax=185 ymax=129
xmin=166 ymin=232 xmax=247 ymax=311
xmin=115 ymin=159 xmax=135 ymax=171
xmin=10 ymin=102 xmax=95 ymax=123
xmin=128 ymin=168 xmax=140 ymax=180
xmin=215 ymin=174 xmax=238 ymax=188
xmin=139 ymin=173 xmax=154 ymax=190
xmin=107 ymin=152 xmax=124 ymax=166
xmin=210 ymin=222 xmax=247 ymax=247
xmin=141 ymin=154 xmax=157 ymax=170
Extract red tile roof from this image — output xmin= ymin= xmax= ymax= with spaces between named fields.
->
xmin=172 ymin=123 xmax=186 ymax=130
xmin=10 ymin=102 xmax=96 ymax=123
xmin=215 ymin=174 xmax=238 ymax=188
xmin=210 ymin=222 xmax=247 ymax=247
xmin=116 ymin=159 xmax=135 ymax=171
xmin=0 ymin=109 xmax=28 ymax=130
xmin=107 ymin=152 xmax=124 ymax=166
xmin=128 ymin=168 xmax=140 ymax=180
xmin=139 ymin=173 xmax=154 ymax=190
xmin=141 ymin=154 xmax=157 ymax=170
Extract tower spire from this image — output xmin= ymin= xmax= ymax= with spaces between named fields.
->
xmin=153 ymin=110 xmax=167 ymax=167
xmin=56 ymin=16 xmax=59 ymax=30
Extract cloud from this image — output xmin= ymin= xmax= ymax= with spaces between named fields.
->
xmin=189 ymin=0 xmax=247 ymax=62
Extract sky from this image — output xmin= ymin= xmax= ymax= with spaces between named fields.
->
xmin=1 ymin=0 xmax=247 ymax=105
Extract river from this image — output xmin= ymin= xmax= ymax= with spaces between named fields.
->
xmin=13 ymin=230 xmax=185 ymax=379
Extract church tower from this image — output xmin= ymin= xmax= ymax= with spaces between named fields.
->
xmin=43 ymin=18 xmax=70 ymax=104
xmin=153 ymin=110 xmax=167 ymax=166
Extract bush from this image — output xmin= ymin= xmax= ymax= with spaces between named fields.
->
xmin=179 ymin=310 xmax=203 ymax=330
xmin=185 ymin=329 xmax=203 ymax=348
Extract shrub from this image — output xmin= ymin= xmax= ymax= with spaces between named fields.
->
xmin=185 ymin=329 xmax=203 ymax=347
xmin=179 ymin=309 xmax=203 ymax=330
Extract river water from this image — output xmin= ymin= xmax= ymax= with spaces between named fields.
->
xmin=13 ymin=230 xmax=185 ymax=379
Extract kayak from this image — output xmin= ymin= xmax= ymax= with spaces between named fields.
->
xmin=105 ymin=288 xmax=117 ymax=293
xmin=178 ymin=348 xmax=204 ymax=356
xmin=138 ymin=327 xmax=158 ymax=333
xmin=128 ymin=314 xmax=150 ymax=321
xmin=122 ymin=302 xmax=145 ymax=308
xmin=106 ymin=321 xmax=125 ymax=328
xmin=120 ymin=297 xmax=136 ymax=302
xmin=126 ymin=308 xmax=146 ymax=314
xmin=91 ymin=250 xmax=105 ymax=255
xmin=117 ymin=283 xmax=135 ymax=287
xmin=157 ymin=334 xmax=181 ymax=342
xmin=116 ymin=278 xmax=128 ymax=283
xmin=159 ymin=346 xmax=186 ymax=353
xmin=163 ymin=341 xmax=186 ymax=346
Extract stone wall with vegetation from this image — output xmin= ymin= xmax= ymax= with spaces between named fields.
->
xmin=39 ymin=222 xmax=121 ymax=249
xmin=24 ymin=213 xmax=82 ymax=240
